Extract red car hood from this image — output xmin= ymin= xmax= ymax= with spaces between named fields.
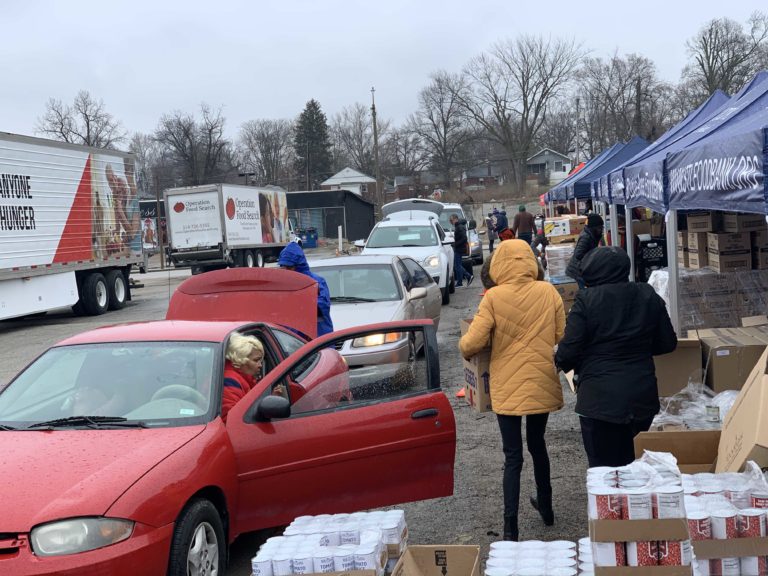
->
xmin=0 ymin=426 xmax=205 ymax=532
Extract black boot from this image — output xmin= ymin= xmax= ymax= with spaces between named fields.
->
xmin=530 ymin=495 xmax=555 ymax=526
xmin=503 ymin=516 xmax=519 ymax=541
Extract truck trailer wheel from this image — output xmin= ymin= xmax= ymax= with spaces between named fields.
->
xmin=106 ymin=270 xmax=127 ymax=310
xmin=244 ymin=250 xmax=256 ymax=268
xmin=80 ymin=273 xmax=109 ymax=316
xmin=254 ymin=251 xmax=264 ymax=267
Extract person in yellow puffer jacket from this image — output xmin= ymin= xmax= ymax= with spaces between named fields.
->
xmin=459 ymin=239 xmax=565 ymax=541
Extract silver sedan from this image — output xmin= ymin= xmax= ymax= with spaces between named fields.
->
xmin=310 ymin=254 xmax=441 ymax=386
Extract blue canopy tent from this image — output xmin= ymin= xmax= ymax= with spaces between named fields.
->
xmin=624 ymin=72 xmax=768 ymax=213
xmin=576 ymin=135 xmax=649 ymax=200
xmin=564 ymin=142 xmax=624 ymax=200
xmin=547 ymin=144 xmax=620 ymax=204
xmin=604 ymin=90 xmax=729 ymax=207
xmin=666 ymin=107 xmax=768 ymax=214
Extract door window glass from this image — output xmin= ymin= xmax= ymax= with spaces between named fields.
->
xmin=395 ymin=260 xmax=412 ymax=291
xmin=273 ymin=329 xmax=319 ymax=382
xmin=269 ymin=327 xmax=434 ymax=417
xmin=402 ymin=259 xmax=433 ymax=288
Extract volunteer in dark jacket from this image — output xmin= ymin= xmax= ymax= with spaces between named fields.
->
xmin=278 ymin=241 xmax=334 ymax=337
xmin=512 ymin=205 xmax=537 ymax=245
xmin=450 ymin=214 xmax=474 ymax=287
xmin=566 ymin=213 xmax=603 ymax=288
xmin=555 ymin=247 xmax=677 ymax=467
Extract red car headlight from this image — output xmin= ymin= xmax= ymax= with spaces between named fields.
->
xmin=31 ymin=517 xmax=134 ymax=557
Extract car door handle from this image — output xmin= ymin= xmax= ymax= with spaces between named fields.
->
xmin=411 ymin=408 xmax=439 ymax=419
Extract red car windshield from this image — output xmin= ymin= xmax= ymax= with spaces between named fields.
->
xmin=0 ymin=342 xmax=218 ymax=428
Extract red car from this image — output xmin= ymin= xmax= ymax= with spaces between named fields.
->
xmin=0 ymin=269 xmax=456 ymax=576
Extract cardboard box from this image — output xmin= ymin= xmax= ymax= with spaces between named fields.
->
xmin=459 ymin=319 xmax=492 ymax=413
xmin=706 ymin=232 xmax=750 ymax=254
xmin=590 ymin=519 xmax=692 ymax=575
xmin=632 ymin=219 xmax=652 ymax=237
xmin=707 ymin=251 xmax=752 ymax=273
xmin=692 ymin=536 xmax=768 ymax=560
xmin=545 ymin=216 xmax=587 ymax=238
xmin=686 ymin=232 xmax=708 ymax=253
xmin=686 ymin=212 xmax=718 ymax=232
xmin=677 ymin=248 xmax=689 ymax=268
xmin=742 ymin=315 xmax=768 ymax=327
xmin=687 ymin=250 xmax=708 ymax=269
xmin=677 ymin=231 xmax=688 ymax=248
xmin=716 ymin=347 xmax=768 ymax=472
xmin=654 ymin=338 xmax=703 ymax=397
xmin=722 ymin=212 xmax=768 ymax=233
xmin=634 ymin=430 xmax=719 ymax=473
xmin=697 ymin=328 xmax=768 ymax=392
xmin=391 ymin=546 xmax=480 ymax=576
xmin=754 ymin=248 xmax=768 ymax=270
xmin=752 ymin=229 xmax=768 ymax=250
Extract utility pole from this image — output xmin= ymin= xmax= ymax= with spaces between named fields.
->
xmin=371 ymin=86 xmax=383 ymax=216
xmin=575 ymin=96 xmax=581 ymax=165
xmin=305 ymin=141 xmax=310 ymax=190
xmin=154 ymin=173 xmax=164 ymax=270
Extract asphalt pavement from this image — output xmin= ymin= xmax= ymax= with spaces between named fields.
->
xmin=0 ymin=248 xmax=590 ymax=574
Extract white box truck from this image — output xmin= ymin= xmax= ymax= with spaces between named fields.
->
xmin=0 ymin=132 xmax=144 ymax=320
xmin=165 ymin=184 xmax=294 ymax=274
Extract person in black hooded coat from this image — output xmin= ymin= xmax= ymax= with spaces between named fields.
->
xmin=555 ymin=246 xmax=677 ymax=467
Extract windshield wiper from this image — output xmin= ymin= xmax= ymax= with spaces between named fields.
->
xmin=26 ymin=415 xmax=146 ymax=430
xmin=331 ymin=296 xmax=376 ymax=303
xmin=0 ymin=424 xmax=17 ymax=431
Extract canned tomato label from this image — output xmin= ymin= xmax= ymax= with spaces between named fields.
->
xmin=592 ymin=542 xmax=626 ymax=567
xmin=738 ymin=509 xmax=767 ymax=537
xmin=353 ymin=545 xmax=379 ymax=571
xmin=711 ymin=509 xmax=739 ymax=540
xmin=271 ymin=554 xmax=293 ymax=576
xmin=333 ymin=547 xmax=356 ymax=572
xmin=653 ymin=485 xmax=685 ymax=519
xmin=741 ymin=556 xmax=768 ymax=576
xmin=751 ymin=492 xmax=768 ymax=508
xmin=621 ymin=489 xmax=652 ymax=520
xmin=627 ymin=541 xmax=658 ymax=567
xmin=688 ymin=510 xmax=712 ymax=540
xmin=658 ymin=540 xmax=691 ymax=566
xmin=709 ymin=557 xmax=740 ymax=576
xmin=588 ymin=487 xmax=622 ymax=520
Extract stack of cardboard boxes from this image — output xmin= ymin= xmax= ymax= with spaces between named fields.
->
xmin=544 ymin=215 xmax=586 ymax=245
xmin=678 ymin=211 xmax=767 ymax=273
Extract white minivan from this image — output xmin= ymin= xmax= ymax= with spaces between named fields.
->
xmin=356 ymin=201 xmax=455 ymax=305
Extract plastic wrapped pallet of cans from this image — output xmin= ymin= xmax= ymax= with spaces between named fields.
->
xmin=251 ymin=510 xmax=407 ymax=576
xmin=586 ymin=453 xmax=694 ymax=574
xmin=649 ymin=268 xmax=768 ymax=332
xmin=547 ymin=245 xmax=575 ymax=278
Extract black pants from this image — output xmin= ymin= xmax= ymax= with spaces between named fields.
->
xmin=579 ymin=416 xmax=654 ymax=468
xmin=517 ymin=232 xmax=533 ymax=245
xmin=497 ymin=413 xmax=551 ymax=520
xmin=489 ymin=237 xmax=495 ymax=252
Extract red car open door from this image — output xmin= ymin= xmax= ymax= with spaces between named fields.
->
xmin=226 ymin=320 xmax=456 ymax=534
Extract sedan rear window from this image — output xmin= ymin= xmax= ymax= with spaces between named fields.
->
xmin=0 ymin=343 xmax=217 ymax=428
xmin=366 ymin=225 xmax=437 ymax=248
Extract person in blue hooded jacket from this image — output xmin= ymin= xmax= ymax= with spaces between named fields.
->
xmin=277 ymin=241 xmax=334 ymax=337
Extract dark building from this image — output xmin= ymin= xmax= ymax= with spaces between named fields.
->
xmin=286 ymin=190 xmax=375 ymax=242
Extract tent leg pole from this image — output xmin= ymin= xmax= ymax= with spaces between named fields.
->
xmin=626 ymin=205 xmax=635 ymax=282
xmin=609 ymin=203 xmax=620 ymax=247
xmin=666 ymin=210 xmax=680 ymax=335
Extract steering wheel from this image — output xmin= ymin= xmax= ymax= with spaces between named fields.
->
xmin=151 ymin=385 xmax=208 ymax=408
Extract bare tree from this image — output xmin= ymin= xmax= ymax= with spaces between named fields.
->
xmin=410 ymin=72 xmax=475 ymax=188
xmin=238 ymin=119 xmax=294 ymax=186
xmin=154 ymin=104 xmax=235 ymax=186
xmin=37 ymin=90 xmax=125 ymax=148
xmin=331 ymin=103 xmax=390 ymax=176
xmin=683 ymin=12 xmax=768 ymax=97
xmin=535 ymin=99 xmax=577 ymax=157
xmin=452 ymin=36 xmax=584 ymax=193
xmin=578 ymin=53 xmax=677 ymax=155
xmin=382 ymin=126 xmax=429 ymax=176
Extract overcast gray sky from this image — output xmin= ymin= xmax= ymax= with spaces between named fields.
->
xmin=2 ymin=0 xmax=762 ymax=143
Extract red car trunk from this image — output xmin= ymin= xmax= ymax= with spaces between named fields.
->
xmin=166 ymin=268 xmax=319 ymax=338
